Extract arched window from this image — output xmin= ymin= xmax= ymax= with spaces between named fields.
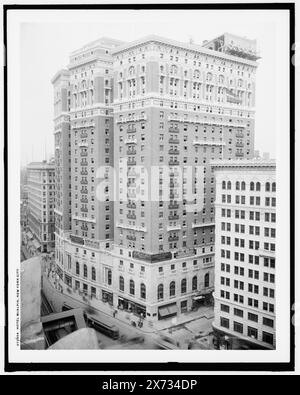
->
xmin=128 ymin=66 xmax=135 ymax=75
xmin=206 ymin=72 xmax=212 ymax=81
xmin=76 ymin=262 xmax=80 ymax=275
xmin=250 ymin=181 xmax=255 ymax=191
xmin=157 ymin=284 xmax=164 ymax=300
xmin=107 ymin=269 xmax=112 ymax=286
xmin=91 ymin=267 xmax=96 ymax=281
xmin=140 ymin=283 xmax=146 ymax=299
xmin=241 ymin=181 xmax=246 ymax=191
xmin=265 ymin=182 xmax=270 ymax=192
xmin=236 ymin=181 xmax=240 ymax=190
xmin=181 ymin=279 xmax=187 ymax=294
xmin=160 ymin=65 xmax=164 ymax=73
xmin=222 ymin=181 xmax=226 ymax=190
xmin=194 ymin=69 xmax=200 ymax=79
xmin=170 ymin=281 xmax=176 ymax=297
xmin=204 ymin=272 xmax=210 ymax=288
xmin=192 ymin=275 xmax=198 ymax=291
xmin=170 ymin=64 xmax=178 ymax=74
xmin=227 ymin=181 xmax=231 ymax=190
xmin=272 ymin=182 xmax=276 ymax=192
xmin=219 ymin=75 xmax=224 ymax=84
xmin=129 ymin=279 xmax=135 ymax=295
xmin=181 ymin=278 xmax=186 ymax=294
xmin=83 ymin=264 xmax=87 ymax=278
xmin=256 ymin=182 xmax=261 ymax=191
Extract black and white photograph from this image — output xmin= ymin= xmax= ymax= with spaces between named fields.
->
xmin=2 ymin=1 xmax=296 ymax=374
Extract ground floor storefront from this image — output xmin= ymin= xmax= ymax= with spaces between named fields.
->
xmin=117 ymin=297 xmax=146 ymax=318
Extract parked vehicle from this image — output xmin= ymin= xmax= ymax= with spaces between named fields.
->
xmin=86 ymin=316 xmax=119 ymax=340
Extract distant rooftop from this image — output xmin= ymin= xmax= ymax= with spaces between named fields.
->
xmin=71 ymin=36 xmax=125 ymax=55
xmin=27 ymin=160 xmax=55 ymax=170
xmin=202 ymin=32 xmax=260 ymax=61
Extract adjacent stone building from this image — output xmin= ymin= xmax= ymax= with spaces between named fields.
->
xmin=27 ymin=160 xmax=55 ymax=253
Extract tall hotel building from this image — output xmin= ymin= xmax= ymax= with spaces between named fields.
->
xmin=111 ymin=34 xmax=259 ymax=320
xmin=52 ymin=33 xmax=260 ymax=323
xmin=52 ymin=38 xmax=122 ymax=296
xmin=212 ymin=159 xmax=276 ymax=349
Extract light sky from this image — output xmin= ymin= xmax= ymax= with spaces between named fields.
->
xmin=19 ymin=9 xmax=286 ymax=165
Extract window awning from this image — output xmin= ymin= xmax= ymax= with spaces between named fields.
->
xmin=167 ymin=304 xmax=178 ymax=315
xmin=193 ymin=295 xmax=205 ymax=301
xmin=158 ymin=303 xmax=177 ymax=317
xmin=158 ymin=307 xmax=169 ymax=317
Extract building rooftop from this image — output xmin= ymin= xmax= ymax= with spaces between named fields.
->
xmin=27 ymin=160 xmax=55 ymax=170
xmin=51 ymin=68 xmax=70 ymax=84
xmin=71 ymin=36 xmax=125 ymax=55
xmin=211 ymin=158 xmax=276 ymax=170
xmin=111 ymin=33 xmax=259 ymax=65
xmin=202 ymin=32 xmax=260 ymax=61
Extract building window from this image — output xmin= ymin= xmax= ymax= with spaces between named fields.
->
xmin=248 ymin=312 xmax=258 ymax=322
xmin=91 ymin=286 xmax=96 ymax=298
xmin=157 ymin=284 xmax=164 ymax=300
xmin=234 ymin=308 xmax=243 ymax=318
xmin=262 ymin=331 xmax=274 ymax=345
xmin=233 ymin=321 xmax=243 ymax=334
xmin=221 ymin=304 xmax=230 ymax=313
xmin=204 ymin=272 xmax=210 ymax=288
xmin=107 ymin=269 xmax=112 ymax=285
xmin=170 ymin=281 xmax=176 ymax=297
xmin=248 ymin=326 xmax=258 ymax=339
xmin=192 ymin=275 xmax=197 ymax=291
xmin=83 ymin=264 xmax=87 ymax=278
xmin=181 ymin=278 xmax=187 ymax=294
xmin=263 ymin=317 xmax=274 ymax=328
xmin=220 ymin=317 xmax=229 ymax=329
xmin=140 ymin=283 xmax=146 ymax=299
xmin=129 ymin=279 xmax=135 ymax=295
xmin=119 ymin=276 xmax=124 ymax=292
xmin=91 ymin=267 xmax=96 ymax=281
xmin=76 ymin=262 xmax=80 ymax=275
